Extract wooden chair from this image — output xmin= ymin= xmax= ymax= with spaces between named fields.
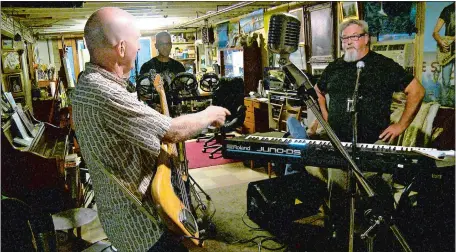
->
xmin=260 ymin=104 xmax=303 ymax=178
xmin=250 ymin=104 xmax=304 ymax=178
xmin=276 ymin=104 xmax=303 ymax=132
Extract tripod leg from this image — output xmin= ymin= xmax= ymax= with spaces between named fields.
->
xmin=189 ymin=177 xmax=207 ymax=211
xmin=189 ymin=175 xmax=211 ymax=201
xmin=365 ymin=236 xmax=375 ymax=252
xmin=390 ymin=224 xmax=412 ymax=252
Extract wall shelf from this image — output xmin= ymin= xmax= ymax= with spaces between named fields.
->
xmin=175 ymin=58 xmax=196 ymax=61
xmin=167 ymin=37 xmax=197 ymax=73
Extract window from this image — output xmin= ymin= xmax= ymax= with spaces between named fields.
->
xmin=129 ymin=37 xmax=152 ymax=83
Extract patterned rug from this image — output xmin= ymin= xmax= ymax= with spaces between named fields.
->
xmin=185 ymin=140 xmax=238 ymax=169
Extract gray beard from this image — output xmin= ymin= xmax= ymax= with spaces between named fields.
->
xmin=343 ymin=50 xmax=358 ymax=62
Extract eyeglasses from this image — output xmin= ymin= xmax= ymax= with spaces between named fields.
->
xmin=340 ymin=33 xmax=366 ymax=42
xmin=157 ymin=42 xmax=172 ymax=47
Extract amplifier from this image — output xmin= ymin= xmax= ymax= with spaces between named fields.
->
xmin=247 ymin=172 xmax=326 ymax=233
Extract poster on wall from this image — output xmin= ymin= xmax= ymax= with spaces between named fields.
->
xmin=228 ymin=22 xmax=240 ymax=46
xmin=216 ymin=22 xmax=229 ymax=48
xmin=63 ymin=56 xmax=75 ymax=88
xmin=421 ymin=2 xmax=454 ymax=107
xmin=239 ymin=9 xmax=264 ymax=34
xmin=363 ymin=2 xmax=417 ymax=41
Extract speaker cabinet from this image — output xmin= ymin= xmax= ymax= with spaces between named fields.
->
xmin=247 ymin=172 xmax=326 ymax=232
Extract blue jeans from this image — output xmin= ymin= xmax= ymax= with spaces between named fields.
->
xmin=284 ymin=117 xmax=308 ymax=175
xmin=440 ymin=60 xmax=455 ymax=107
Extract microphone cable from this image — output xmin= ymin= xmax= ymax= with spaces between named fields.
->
xmin=218 ymin=211 xmax=287 ymax=251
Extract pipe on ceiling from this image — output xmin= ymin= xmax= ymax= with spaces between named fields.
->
xmin=173 ymin=1 xmax=254 ymax=29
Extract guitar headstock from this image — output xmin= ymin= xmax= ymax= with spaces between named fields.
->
xmin=152 ymin=74 xmax=164 ymax=95
xmin=150 ymin=73 xmax=170 ymax=116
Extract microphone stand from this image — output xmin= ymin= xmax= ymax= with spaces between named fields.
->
xmin=347 ymin=66 xmax=362 ymax=251
xmin=280 ymin=61 xmax=412 ymax=252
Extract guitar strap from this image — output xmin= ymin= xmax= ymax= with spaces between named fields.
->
xmin=91 ymin=153 xmax=158 ymax=222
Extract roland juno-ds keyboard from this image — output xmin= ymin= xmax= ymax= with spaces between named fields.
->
xmin=222 ymin=135 xmax=455 ymax=172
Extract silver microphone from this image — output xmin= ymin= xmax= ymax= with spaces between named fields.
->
xmin=356 ymin=61 xmax=365 ymax=75
xmin=348 ymin=61 xmax=365 ymax=112
xmin=355 ymin=61 xmax=365 ymax=90
xmin=267 ymin=13 xmax=315 ymax=98
xmin=268 ymin=13 xmax=300 ymax=65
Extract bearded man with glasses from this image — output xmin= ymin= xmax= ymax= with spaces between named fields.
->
xmin=300 ymin=19 xmax=425 ymax=250
xmin=314 ymin=19 xmax=424 ymax=145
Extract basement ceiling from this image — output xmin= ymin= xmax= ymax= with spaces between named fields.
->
xmin=1 ymin=1 xmax=292 ymax=37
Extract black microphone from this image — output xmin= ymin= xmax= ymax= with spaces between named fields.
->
xmin=267 ymin=13 xmax=316 ymax=99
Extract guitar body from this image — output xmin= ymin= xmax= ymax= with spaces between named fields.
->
xmin=437 ymin=36 xmax=455 ymax=66
xmin=152 ymin=147 xmax=200 ymax=247
xmin=149 ymin=74 xmax=203 ymax=247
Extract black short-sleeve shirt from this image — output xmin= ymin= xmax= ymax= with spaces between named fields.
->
xmin=140 ymin=57 xmax=185 ymax=80
xmin=317 ymin=51 xmax=414 ymax=143
xmin=439 ymin=3 xmax=455 ymax=37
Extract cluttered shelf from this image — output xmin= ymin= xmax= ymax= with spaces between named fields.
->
xmin=268 ymin=90 xmax=307 ymax=131
xmin=175 ymin=58 xmax=196 ymax=61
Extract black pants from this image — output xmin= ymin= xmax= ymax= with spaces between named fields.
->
xmin=148 ymin=230 xmax=188 ymax=252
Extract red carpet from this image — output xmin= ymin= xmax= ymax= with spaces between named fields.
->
xmin=185 ymin=140 xmax=239 ymax=169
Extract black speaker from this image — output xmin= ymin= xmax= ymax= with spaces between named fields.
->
xmin=247 ymin=172 xmax=326 ymax=233
xmin=202 ymin=27 xmax=214 ymax=44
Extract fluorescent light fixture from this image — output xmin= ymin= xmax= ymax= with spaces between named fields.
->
xmin=136 ymin=17 xmax=191 ymax=31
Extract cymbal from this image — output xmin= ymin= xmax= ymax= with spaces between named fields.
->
xmin=52 ymin=208 xmax=98 ymax=230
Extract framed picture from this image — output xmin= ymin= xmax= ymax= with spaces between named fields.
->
xmin=2 ymin=50 xmax=21 ymax=73
xmin=228 ymin=21 xmax=240 ymax=47
xmin=2 ymin=39 xmax=13 ymax=50
xmin=289 ymin=46 xmax=307 ymax=71
xmin=311 ymin=64 xmax=328 ymax=76
xmin=216 ymin=22 xmax=229 ymax=48
xmin=63 ymin=56 xmax=75 ymax=88
xmin=7 ymin=74 xmax=24 ymax=96
xmin=289 ymin=8 xmax=305 ymax=45
xmin=307 ymin=2 xmax=335 ymax=63
xmin=340 ymin=2 xmax=359 ymax=21
xmin=239 ymin=9 xmax=264 ymax=34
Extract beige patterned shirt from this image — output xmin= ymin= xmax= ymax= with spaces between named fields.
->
xmin=72 ymin=63 xmax=172 ymax=251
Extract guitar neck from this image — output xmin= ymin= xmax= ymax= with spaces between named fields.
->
xmin=158 ymin=91 xmax=171 ymax=118
xmin=153 ymin=75 xmax=179 ymax=156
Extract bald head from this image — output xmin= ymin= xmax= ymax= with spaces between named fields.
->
xmin=84 ymin=7 xmax=141 ymax=77
xmin=84 ymin=7 xmax=138 ymax=53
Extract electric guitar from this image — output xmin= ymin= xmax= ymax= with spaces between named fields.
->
xmin=437 ymin=36 xmax=455 ymax=66
xmin=150 ymin=74 xmax=203 ymax=247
